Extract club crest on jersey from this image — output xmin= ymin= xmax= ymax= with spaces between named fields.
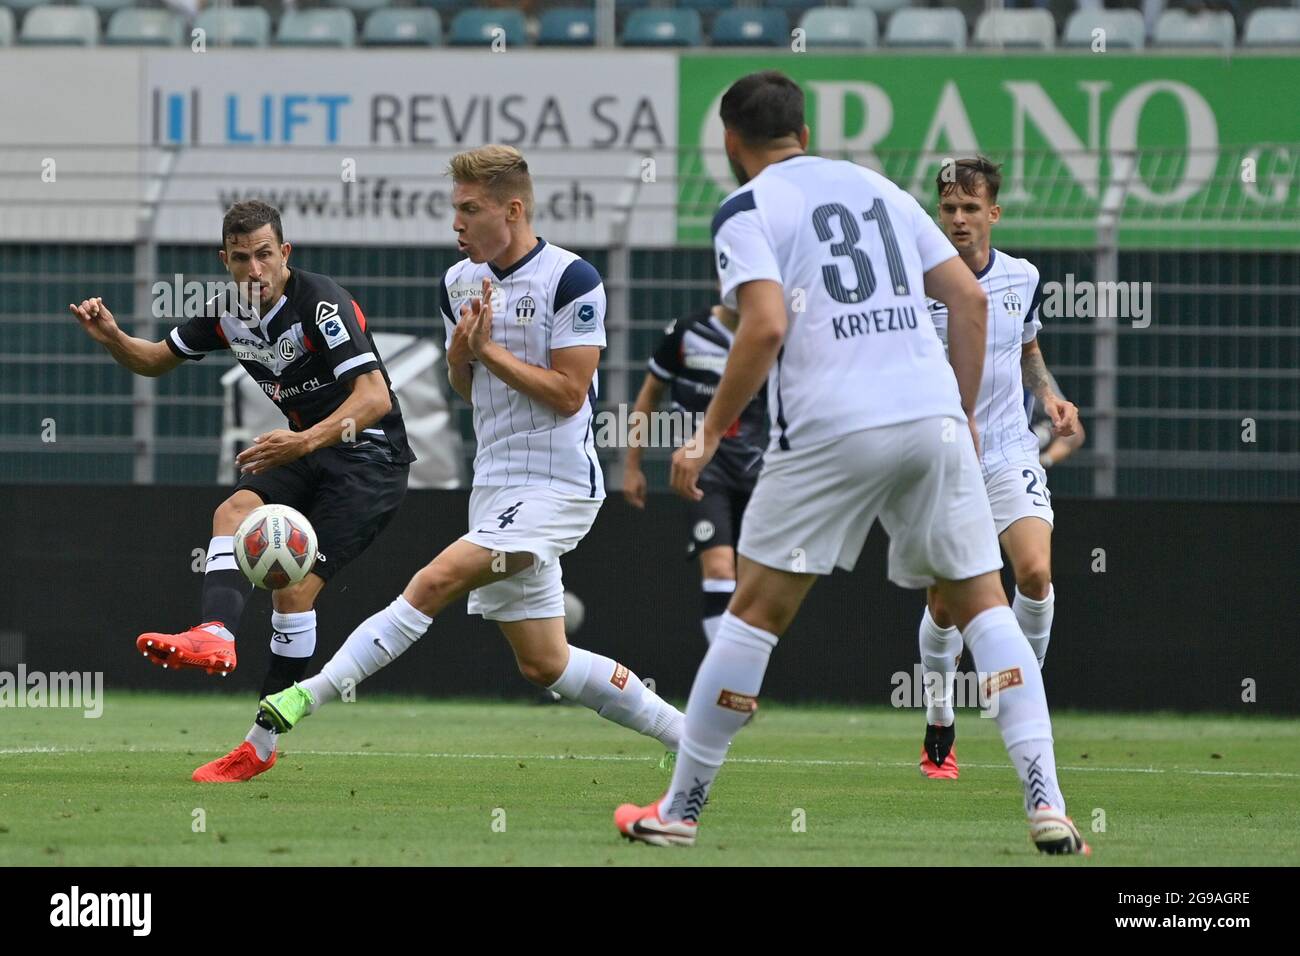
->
xmin=1002 ymin=291 xmax=1023 ymax=316
xmin=515 ymin=294 xmax=536 ymax=325
xmin=278 ymin=338 xmax=297 ymax=362
xmin=573 ymin=302 xmax=597 ymax=333
xmin=315 ymin=301 xmax=350 ymax=349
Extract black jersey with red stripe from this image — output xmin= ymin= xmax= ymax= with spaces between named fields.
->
xmin=166 ymin=268 xmax=415 ymax=463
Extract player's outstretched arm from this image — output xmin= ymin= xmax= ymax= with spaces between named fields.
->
xmin=68 ymin=297 xmax=184 ymax=378
xmin=924 ymin=258 xmax=988 ymax=432
xmin=623 ymin=372 xmax=666 ymax=509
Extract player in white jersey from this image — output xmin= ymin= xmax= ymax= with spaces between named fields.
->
xmin=615 ymin=72 xmax=1088 ymax=854
xmin=917 ymin=157 xmax=1081 ymax=779
xmin=257 ymin=146 xmax=685 ymax=764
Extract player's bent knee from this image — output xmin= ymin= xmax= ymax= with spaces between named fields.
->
xmin=213 ymin=490 xmax=262 ymax=535
xmin=1016 ymin=565 xmax=1052 ymax=599
xmin=406 ymin=564 xmax=461 ymax=616
xmin=516 ymin=654 xmax=564 ymax=687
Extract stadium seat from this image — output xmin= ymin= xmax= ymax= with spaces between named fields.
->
xmin=19 ymin=6 xmax=99 ymax=45
xmin=679 ymin=0 xmax=733 ymax=12
xmin=105 ymin=8 xmax=184 ymax=47
xmin=448 ymin=8 xmax=526 ymax=47
xmin=326 ymin=0 xmax=391 ymax=15
xmin=1153 ymin=10 xmax=1234 ymax=50
xmin=538 ymin=8 xmax=595 ymax=46
xmin=1243 ymin=8 xmax=1300 ymax=48
xmin=974 ymin=9 xmax=1055 ymax=49
xmin=278 ymin=10 xmax=356 ymax=47
xmin=848 ymin=0 xmax=910 ymax=15
xmin=77 ymin=0 xmax=135 ymax=17
xmin=0 ymin=0 xmax=47 ymax=12
xmin=362 ymin=8 xmax=441 ymax=46
xmin=1062 ymin=9 xmax=1145 ymax=50
xmin=193 ymin=8 xmax=272 ymax=47
xmin=622 ymin=9 xmax=702 ymax=46
xmin=0 ymin=7 xmax=12 ymax=46
xmin=799 ymin=7 xmax=878 ymax=48
xmin=883 ymin=7 xmax=964 ymax=49
xmin=712 ymin=8 xmax=787 ymax=46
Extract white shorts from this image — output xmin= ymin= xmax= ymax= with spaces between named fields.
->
xmin=984 ymin=462 xmax=1055 ymax=536
xmin=461 ymin=485 xmax=602 ymax=622
xmin=737 ymin=417 xmax=1003 ymax=589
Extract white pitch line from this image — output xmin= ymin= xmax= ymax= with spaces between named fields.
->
xmin=1 ymin=746 xmax=1297 ymax=779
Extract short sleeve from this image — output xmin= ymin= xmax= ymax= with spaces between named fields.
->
xmin=550 ymin=258 xmax=606 ymax=351
xmin=166 ymin=302 xmax=227 ymax=361
xmin=648 ymin=318 xmax=686 ymax=382
xmin=1022 ymin=264 xmax=1043 ymax=344
xmin=302 ymin=290 xmax=379 ymax=384
xmin=712 ymin=190 xmax=781 ymax=310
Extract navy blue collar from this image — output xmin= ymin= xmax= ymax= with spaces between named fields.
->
xmin=974 ymin=248 xmax=997 ymax=280
xmin=489 ymin=238 xmax=546 ymax=280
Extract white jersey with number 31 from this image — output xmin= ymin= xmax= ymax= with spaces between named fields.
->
xmin=712 ymin=155 xmax=965 ymax=452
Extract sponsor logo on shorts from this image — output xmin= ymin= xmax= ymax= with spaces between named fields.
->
xmin=693 ymin=520 xmax=715 ymax=542
xmin=981 ymin=667 xmax=1024 ymax=698
xmin=609 ymin=663 xmax=630 ymax=690
xmin=717 ymin=689 xmax=757 ymax=713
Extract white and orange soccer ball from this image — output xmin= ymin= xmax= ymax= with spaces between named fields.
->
xmin=233 ymin=505 xmax=318 ymax=590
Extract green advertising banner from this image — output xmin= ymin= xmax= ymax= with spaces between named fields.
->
xmin=678 ymin=54 xmax=1300 ymax=249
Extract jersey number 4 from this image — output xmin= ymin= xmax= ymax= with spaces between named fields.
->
xmin=812 ymin=200 xmax=911 ymax=305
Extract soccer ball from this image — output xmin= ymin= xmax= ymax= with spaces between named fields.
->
xmin=233 ymin=505 xmax=318 ymax=590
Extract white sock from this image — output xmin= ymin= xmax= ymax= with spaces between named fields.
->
xmin=1013 ymin=586 xmax=1055 ymax=668
xmin=962 ymin=606 xmax=1065 ymax=815
xmin=918 ymin=606 xmax=962 ymax=726
xmin=301 ymin=596 xmax=432 ymax=711
xmin=659 ymin=611 xmax=776 ymax=823
xmin=701 ymin=578 xmax=735 ymax=645
xmin=548 ymin=646 xmax=683 ymax=748
xmin=269 ymin=609 xmax=317 ymax=659
xmin=245 ymin=723 xmax=276 ymax=761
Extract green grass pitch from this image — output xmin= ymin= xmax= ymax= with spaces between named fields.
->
xmin=2 ymin=692 xmax=1296 ymax=866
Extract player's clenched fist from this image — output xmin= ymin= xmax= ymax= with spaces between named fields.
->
xmin=69 ymin=297 xmax=120 ymax=346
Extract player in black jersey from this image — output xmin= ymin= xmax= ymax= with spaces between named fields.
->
xmin=623 ymin=303 xmax=767 ymax=643
xmin=69 ymin=200 xmax=414 ymax=782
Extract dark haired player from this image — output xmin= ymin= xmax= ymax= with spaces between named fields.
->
xmin=623 ymin=302 xmax=767 ymax=644
xmin=70 ymin=199 xmax=414 ymax=782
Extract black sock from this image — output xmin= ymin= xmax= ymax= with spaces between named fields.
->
xmin=200 ymin=569 xmax=253 ymax=635
xmin=254 ymin=652 xmax=314 ymax=730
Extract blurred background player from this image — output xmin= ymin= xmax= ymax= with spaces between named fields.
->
xmin=615 ymin=72 xmax=1088 ymax=855
xmin=917 ymin=158 xmax=1080 ymax=780
xmin=69 ymin=200 xmax=414 ymax=782
xmin=623 ymin=302 xmax=767 ymax=644
xmin=257 ymin=146 xmax=684 ymax=760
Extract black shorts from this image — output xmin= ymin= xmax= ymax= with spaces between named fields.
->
xmin=236 ymin=441 xmax=409 ymax=584
xmin=685 ymin=477 xmax=753 ymax=559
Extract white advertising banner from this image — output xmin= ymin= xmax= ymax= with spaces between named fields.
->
xmin=140 ymin=50 xmax=678 ymax=247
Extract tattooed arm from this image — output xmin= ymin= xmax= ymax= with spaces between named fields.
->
xmin=1022 ymin=339 xmax=1078 ymax=438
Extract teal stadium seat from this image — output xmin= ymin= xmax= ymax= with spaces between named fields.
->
xmin=848 ymin=0 xmax=910 ymax=15
xmin=20 ymin=6 xmax=100 ymax=45
xmin=192 ymin=8 xmax=272 ymax=47
xmin=105 ymin=8 xmax=184 ymax=47
xmin=974 ymin=9 xmax=1055 ymax=49
xmin=799 ymin=7 xmax=878 ymax=48
xmin=622 ymin=9 xmax=703 ymax=47
xmin=448 ymin=8 xmax=526 ymax=47
xmin=1243 ymin=8 xmax=1300 ymax=48
xmin=538 ymin=8 xmax=595 ymax=46
xmin=77 ymin=0 xmax=135 ymax=17
xmin=884 ymin=7 xmax=965 ymax=49
xmin=712 ymin=8 xmax=787 ymax=46
xmin=277 ymin=10 xmax=356 ymax=47
xmin=326 ymin=0 xmax=392 ymax=15
xmin=0 ymin=7 xmax=13 ymax=45
xmin=1062 ymin=9 xmax=1145 ymax=50
xmin=363 ymin=8 xmax=442 ymax=46
xmin=1153 ymin=10 xmax=1235 ymax=50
